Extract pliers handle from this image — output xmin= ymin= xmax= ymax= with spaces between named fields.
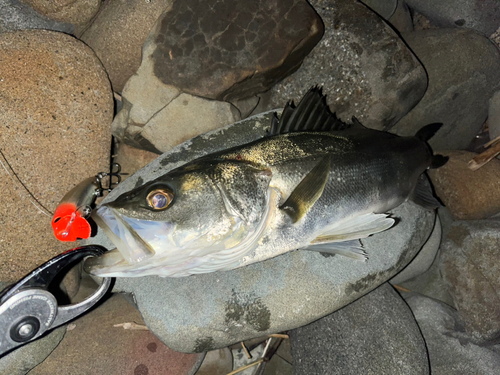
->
xmin=0 ymin=246 xmax=112 ymax=357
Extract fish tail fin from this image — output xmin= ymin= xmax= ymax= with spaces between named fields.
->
xmin=415 ymin=123 xmax=443 ymax=141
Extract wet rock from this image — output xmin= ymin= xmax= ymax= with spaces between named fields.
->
xmin=112 ymin=40 xmax=239 ymax=153
xmin=428 ymin=150 xmax=500 ymax=220
xmin=20 ymin=0 xmax=101 ymax=25
xmin=261 ymin=0 xmax=426 ymax=130
xmin=149 ymin=0 xmax=323 ymax=101
xmin=86 ymin=110 xmax=435 ymax=352
xmin=30 ymin=292 xmax=204 ymax=374
xmin=405 ymin=0 xmax=500 ymax=36
xmin=406 ymin=294 xmax=500 ymax=374
xmin=0 ymin=30 xmax=112 ymax=282
xmin=290 ymin=283 xmax=429 ymax=374
xmin=196 ymin=348 xmax=233 ymax=375
xmin=0 ymin=326 xmax=65 ymax=375
xmin=0 ymin=0 xmax=74 ymax=33
xmin=440 ymin=219 xmax=500 ymax=344
xmin=80 ymin=0 xmax=172 ymax=92
xmin=392 ymin=29 xmax=500 ymax=150
xmin=390 ymin=214 xmax=441 ymax=284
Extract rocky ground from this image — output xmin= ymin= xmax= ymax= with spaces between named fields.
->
xmin=2 ymin=0 xmax=500 ymax=374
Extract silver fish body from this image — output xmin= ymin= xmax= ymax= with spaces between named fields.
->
xmin=87 ymin=88 xmax=446 ymax=277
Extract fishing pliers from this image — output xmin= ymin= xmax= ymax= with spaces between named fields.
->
xmin=0 ymin=245 xmax=112 ymax=357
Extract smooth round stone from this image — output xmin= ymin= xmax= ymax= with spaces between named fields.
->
xmin=87 ymin=110 xmax=435 ymax=352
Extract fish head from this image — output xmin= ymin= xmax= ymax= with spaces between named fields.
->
xmin=87 ymin=161 xmax=274 ymax=276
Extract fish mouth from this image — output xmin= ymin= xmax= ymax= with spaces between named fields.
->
xmin=86 ymin=205 xmax=174 ymax=276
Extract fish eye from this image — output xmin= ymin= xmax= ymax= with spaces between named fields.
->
xmin=146 ymin=189 xmax=174 ymax=210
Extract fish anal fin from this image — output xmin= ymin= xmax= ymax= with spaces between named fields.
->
xmin=311 ymin=213 xmax=395 ymax=243
xmin=410 ymin=174 xmax=443 ymax=210
xmin=280 ymin=157 xmax=330 ymax=223
xmin=304 ymin=240 xmax=367 ymax=261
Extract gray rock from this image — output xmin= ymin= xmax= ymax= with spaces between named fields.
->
xmin=0 ymin=0 xmax=74 ymax=34
xmin=406 ymin=294 xmax=500 ymax=375
xmin=260 ymin=0 xmax=426 ymax=130
xmin=392 ymin=29 xmax=500 ymax=151
xmin=387 ymin=0 xmax=413 ymax=33
xmin=405 ymin=0 xmax=500 ymax=36
xmin=149 ymin=0 xmax=323 ymax=101
xmin=0 ymin=326 xmax=65 ymax=375
xmin=290 ymin=283 xmax=429 ymax=375
xmin=488 ymin=90 xmax=500 ymax=140
xmin=390 ymin=214 xmax=441 ymax=284
xmin=87 ymin=110 xmax=435 ymax=352
xmin=441 ymin=219 xmax=500 ymax=344
xmin=112 ymin=31 xmax=240 ymax=154
xmin=360 ymin=0 xmax=397 ymax=19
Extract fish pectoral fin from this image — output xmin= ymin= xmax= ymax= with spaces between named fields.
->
xmin=304 ymin=240 xmax=367 ymax=261
xmin=312 ymin=213 xmax=395 ymax=242
xmin=280 ymin=157 xmax=330 ymax=223
xmin=410 ymin=174 xmax=443 ymax=210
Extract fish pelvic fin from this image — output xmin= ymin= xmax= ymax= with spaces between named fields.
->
xmin=280 ymin=156 xmax=330 ymax=223
xmin=410 ymin=174 xmax=443 ymax=210
xmin=305 ymin=240 xmax=367 ymax=261
xmin=268 ymin=86 xmax=349 ymax=136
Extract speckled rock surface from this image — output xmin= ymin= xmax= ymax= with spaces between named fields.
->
xmin=487 ymin=90 xmax=500 ymax=140
xmin=428 ymin=150 xmax=500 ymax=220
xmin=390 ymin=214 xmax=441 ymax=285
xmin=0 ymin=30 xmax=112 ymax=282
xmin=406 ymin=294 xmax=500 ymax=374
xmin=29 ymin=293 xmax=204 ymax=375
xmin=149 ymin=0 xmax=323 ymax=101
xmin=0 ymin=326 xmax=65 ymax=375
xmin=0 ymin=0 xmax=74 ymax=33
xmin=113 ymin=143 xmax=159 ymax=181
xmin=290 ymin=283 xmax=429 ymax=375
xmin=80 ymin=0 xmax=172 ymax=92
xmin=440 ymin=219 xmax=500 ymax=344
xmin=405 ymin=0 xmax=500 ymax=36
xmin=112 ymin=38 xmax=239 ymax=153
xmin=260 ymin=0 xmax=426 ymax=130
xmin=392 ymin=29 xmax=500 ymax=151
xmin=86 ymin=110 xmax=434 ymax=352
xmin=20 ymin=0 xmax=101 ymax=25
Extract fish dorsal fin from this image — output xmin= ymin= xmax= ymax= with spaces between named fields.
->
xmin=280 ymin=156 xmax=330 ymax=223
xmin=268 ymin=86 xmax=349 ymax=136
xmin=415 ymin=123 xmax=443 ymax=141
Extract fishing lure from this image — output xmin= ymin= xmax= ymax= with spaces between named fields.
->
xmin=52 ymin=164 xmax=123 ymax=242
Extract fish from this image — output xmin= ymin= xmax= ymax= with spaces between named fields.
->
xmin=85 ymin=87 xmax=448 ymax=278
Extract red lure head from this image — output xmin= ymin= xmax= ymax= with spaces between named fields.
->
xmin=52 ymin=204 xmax=92 ymax=242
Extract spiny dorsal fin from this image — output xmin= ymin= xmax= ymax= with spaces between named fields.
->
xmin=268 ymin=86 xmax=349 ymax=136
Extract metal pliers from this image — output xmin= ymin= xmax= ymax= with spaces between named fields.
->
xmin=0 ymin=245 xmax=112 ymax=357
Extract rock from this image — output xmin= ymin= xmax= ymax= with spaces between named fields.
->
xmin=196 ymin=348 xmax=233 ymax=375
xmin=113 ymin=39 xmax=239 ymax=153
xmin=440 ymin=219 xmax=500 ymax=344
xmin=290 ymin=283 xmax=429 ymax=374
xmin=390 ymin=214 xmax=441 ymax=284
xmin=387 ymin=0 xmax=414 ymax=33
xmin=392 ymin=29 xmax=500 ymax=150
xmin=406 ymin=294 xmax=500 ymax=374
xmin=85 ymin=109 xmax=435 ymax=352
xmin=79 ymin=0 xmax=172 ymax=92
xmin=0 ymin=0 xmax=74 ymax=34
xmin=20 ymin=0 xmax=101 ymax=25
xmin=113 ymin=142 xmax=159 ymax=181
xmin=260 ymin=0 xmax=426 ymax=130
xmin=428 ymin=150 xmax=500 ymax=220
xmin=0 ymin=326 xmax=65 ymax=375
xmin=488 ymin=90 xmax=500 ymax=140
xmin=148 ymin=0 xmax=323 ymax=101
xmin=0 ymin=30 xmax=112 ymax=282
xmin=30 ymin=292 xmax=205 ymax=374
xmin=405 ymin=0 xmax=500 ymax=36
xmin=360 ymin=0 xmax=397 ymax=19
